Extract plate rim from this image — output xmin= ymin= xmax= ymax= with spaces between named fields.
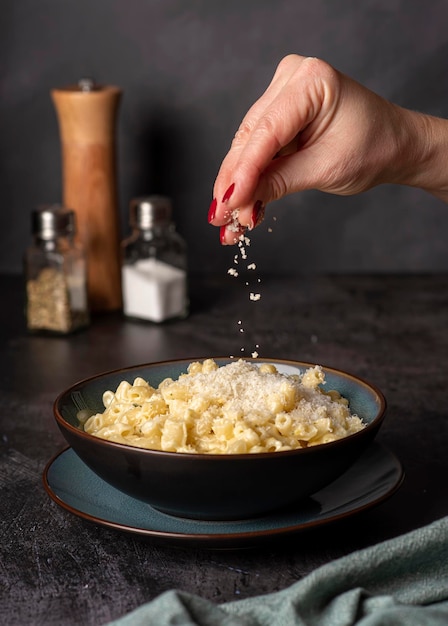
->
xmin=42 ymin=443 xmax=404 ymax=547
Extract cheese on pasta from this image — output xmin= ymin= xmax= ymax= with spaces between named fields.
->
xmin=82 ymin=359 xmax=365 ymax=454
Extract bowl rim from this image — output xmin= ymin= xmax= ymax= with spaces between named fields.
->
xmin=53 ymin=356 xmax=387 ymax=460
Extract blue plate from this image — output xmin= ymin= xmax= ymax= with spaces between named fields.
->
xmin=43 ymin=442 xmax=403 ymax=547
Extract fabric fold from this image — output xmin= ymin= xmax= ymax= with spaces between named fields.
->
xmin=107 ymin=515 xmax=448 ymax=626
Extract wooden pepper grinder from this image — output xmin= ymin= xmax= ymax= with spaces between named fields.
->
xmin=51 ymin=79 xmax=122 ymax=311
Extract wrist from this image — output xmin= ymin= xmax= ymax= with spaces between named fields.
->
xmin=391 ymin=107 xmax=448 ymax=200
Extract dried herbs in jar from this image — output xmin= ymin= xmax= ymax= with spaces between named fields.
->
xmin=24 ymin=205 xmax=89 ymax=334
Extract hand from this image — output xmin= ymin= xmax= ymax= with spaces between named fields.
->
xmin=208 ymin=54 xmax=448 ymax=244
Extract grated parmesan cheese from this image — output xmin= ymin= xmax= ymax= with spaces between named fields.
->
xmin=226 ymin=227 xmax=262 ymax=358
xmin=84 ymin=359 xmax=366 ymax=453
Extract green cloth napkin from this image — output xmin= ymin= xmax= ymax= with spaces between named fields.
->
xmin=107 ymin=515 xmax=448 ymax=625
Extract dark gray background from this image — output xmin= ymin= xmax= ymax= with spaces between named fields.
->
xmin=2 ymin=0 xmax=448 ymax=276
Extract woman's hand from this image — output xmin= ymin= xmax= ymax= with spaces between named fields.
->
xmin=208 ymin=54 xmax=447 ymax=244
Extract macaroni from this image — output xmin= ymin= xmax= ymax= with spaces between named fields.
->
xmin=81 ymin=359 xmax=365 ymax=454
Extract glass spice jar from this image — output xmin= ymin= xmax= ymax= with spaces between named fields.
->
xmin=24 ymin=205 xmax=89 ymax=334
xmin=121 ymin=196 xmax=188 ymax=323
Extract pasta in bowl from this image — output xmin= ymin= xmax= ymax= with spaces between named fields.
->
xmin=54 ymin=358 xmax=386 ymax=520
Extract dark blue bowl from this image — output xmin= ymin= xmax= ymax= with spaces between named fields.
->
xmin=54 ymin=358 xmax=386 ymax=520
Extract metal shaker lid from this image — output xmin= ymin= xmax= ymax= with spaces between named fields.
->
xmin=77 ymin=78 xmax=99 ymax=92
xmin=32 ymin=205 xmax=76 ymax=240
xmin=129 ymin=196 xmax=173 ymax=229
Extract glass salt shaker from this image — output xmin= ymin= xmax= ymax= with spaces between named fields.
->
xmin=24 ymin=205 xmax=89 ymax=334
xmin=121 ymin=196 xmax=188 ymax=322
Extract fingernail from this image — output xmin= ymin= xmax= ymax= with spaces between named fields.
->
xmin=219 ymin=225 xmax=228 ymax=245
xmin=249 ymin=200 xmax=264 ymax=230
xmin=208 ymin=198 xmax=217 ymax=223
xmin=222 ymin=183 xmax=235 ymax=203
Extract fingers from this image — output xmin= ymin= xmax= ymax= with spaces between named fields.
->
xmin=209 ymin=55 xmax=339 ymax=243
xmin=211 ymin=56 xmax=309 ymax=221
xmin=218 ymin=200 xmax=266 ymax=245
xmin=213 ymin=54 xmax=306 ymax=213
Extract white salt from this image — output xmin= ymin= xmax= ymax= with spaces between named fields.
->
xmin=122 ymin=258 xmax=187 ymax=323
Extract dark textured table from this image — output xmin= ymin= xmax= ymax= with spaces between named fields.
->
xmin=2 ymin=273 xmax=447 ymax=625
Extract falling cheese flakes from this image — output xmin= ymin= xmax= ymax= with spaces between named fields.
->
xmin=225 ymin=218 xmax=261 ymax=357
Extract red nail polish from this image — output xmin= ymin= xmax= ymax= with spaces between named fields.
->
xmin=222 ymin=183 xmax=235 ymax=203
xmin=219 ymin=225 xmax=228 ymax=245
xmin=250 ymin=200 xmax=264 ymax=229
xmin=208 ymin=198 xmax=217 ymax=223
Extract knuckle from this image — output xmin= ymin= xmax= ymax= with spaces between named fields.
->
xmin=299 ymin=56 xmax=338 ymax=87
xmin=253 ymin=111 xmax=286 ymax=156
xmin=268 ymin=171 xmax=288 ymax=201
xmin=256 ymin=113 xmax=278 ymax=138
xmin=276 ymin=54 xmax=302 ymax=75
xmin=277 ymin=54 xmax=333 ymax=83
xmin=231 ymin=122 xmax=252 ymax=148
